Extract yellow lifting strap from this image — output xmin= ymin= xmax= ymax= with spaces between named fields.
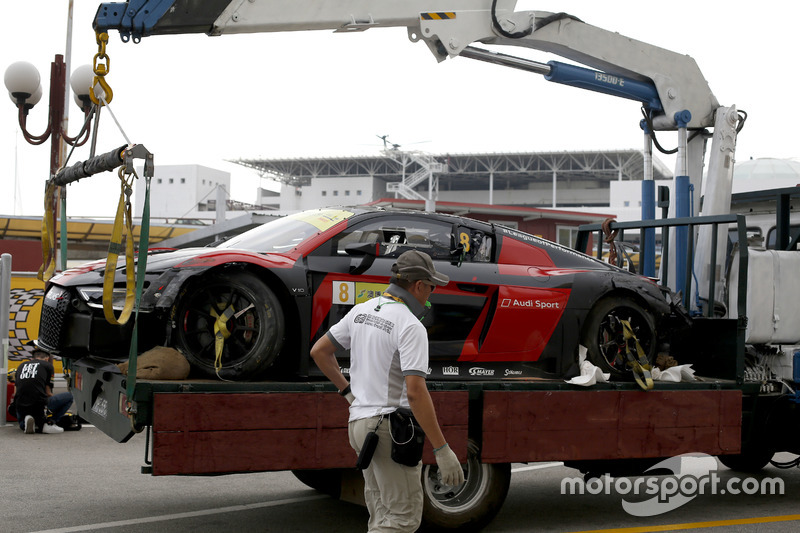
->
xmin=212 ymin=305 xmax=236 ymax=376
xmin=620 ymin=319 xmax=654 ymax=391
xmin=102 ymin=167 xmax=137 ymax=325
xmin=38 ymin=182 xmax=58 ymax=282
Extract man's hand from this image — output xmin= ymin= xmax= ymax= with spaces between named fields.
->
xmin=339 ymin=384 xmax=355 ymax=405
xmin=434 ymin=444 xmax=465 ymax=486
xmin=310 ymin=335 xmax=350 ymax=394
xmin=405 ymin=375 xmax=463 ymax=484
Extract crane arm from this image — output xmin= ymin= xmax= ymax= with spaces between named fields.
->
xmin=94 ymin=0 xmax=718 ymax=130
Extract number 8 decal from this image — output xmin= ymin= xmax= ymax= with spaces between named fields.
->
xmin=333 ymin=281 xmax=355 ymax=305
xmin=459 ymin=231 xmax=471 ymax=253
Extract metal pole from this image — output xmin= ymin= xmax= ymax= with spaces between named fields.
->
xmin=674 ymin=111 xmax=692 ymax=304
xmin=641 ymin=127 xmax=656 ymax=277
xmin=489 ymin=170 xmax=494 ymax=205
xmin=49 ymin=56 xmax=68 ymax=273
xmin=1 ymin=254 xmax=12 ymax=426
xmin=59 ymin=1 xmax=75 ymax=272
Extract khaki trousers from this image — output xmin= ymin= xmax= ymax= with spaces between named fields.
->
xmin=349 ymin=415 xmax=423 ymax=532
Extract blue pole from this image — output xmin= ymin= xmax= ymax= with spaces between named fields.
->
xmin=673 ymin=110 xmax=692 ymax=298
xmin=641 ymin=180 xmax=656 ymax=277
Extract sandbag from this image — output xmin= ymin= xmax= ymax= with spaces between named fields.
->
xmin=118 ymin=346 xmax=191 ymax=380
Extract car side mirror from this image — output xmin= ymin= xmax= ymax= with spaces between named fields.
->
xmin=344 ymin=242 xmax=380 ymax=275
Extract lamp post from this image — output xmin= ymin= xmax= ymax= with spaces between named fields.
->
xmin=4 ymin=55 xmax=94 ymax=272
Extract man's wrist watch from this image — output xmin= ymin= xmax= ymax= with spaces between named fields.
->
xmin=338 ymin=384 xmax=351 ymax=396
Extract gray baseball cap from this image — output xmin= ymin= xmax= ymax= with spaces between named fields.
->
xmin=391 ymin=250 xmax=449 ymax=286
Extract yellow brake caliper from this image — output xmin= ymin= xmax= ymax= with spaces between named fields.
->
xmin=620 ymin=319 xmax=654 ymax=391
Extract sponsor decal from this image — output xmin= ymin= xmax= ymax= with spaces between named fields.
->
xmin=333 ymin=281 xmax=388 ymax=305
xmin=504 ymin=369 xmax=523 ymax=377
xmin=339 ymin=367 xmax=350 ymax=375
xmin=355 ymin=283 xmax=389 ymax=304
xmin=290 ymin=209 xmax=355 ymax=231
xmin=498 ymin=226 xmax=588 ymax=261
xmin=44 ymin=285 xmax=66 ymax=303
xmin=469 ymin=367 xmax=495 ymax=376
xmin=500 ymin=298 xmax=560 ymax=309
xmin=442 ymin=366 xmax=460 ymax=376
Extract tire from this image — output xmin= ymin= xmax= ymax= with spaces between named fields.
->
xmin=581 ymin=296 xmax=657 ymax=379
xmin=173 ymin=270 xmax=285 ymax=380
xmin=420 ymin=440 xmax=511 ymax=532
xmin=718 ymin=450 xmax=774 ymax=473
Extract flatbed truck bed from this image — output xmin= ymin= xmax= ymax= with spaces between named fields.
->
xmin=71 ymin=357 xmax=749 ymax=476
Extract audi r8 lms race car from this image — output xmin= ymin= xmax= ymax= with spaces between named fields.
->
xmin=37 ymin=207 xmax=682 ymax=381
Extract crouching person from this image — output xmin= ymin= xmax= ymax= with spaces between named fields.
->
xmin=14 ymin=349 xmax=73 ymax=434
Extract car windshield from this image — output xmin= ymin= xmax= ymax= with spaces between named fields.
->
xmin=216 ymin=209 xmax=356 ymax=253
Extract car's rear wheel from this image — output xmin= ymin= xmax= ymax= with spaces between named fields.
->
xmin=582 ymin=296 xmax=657 ymax=379
xmin=420 ymin=439 xmax=511 ymax=531
xmin=173 ymin=270 xmax=284 ymax=380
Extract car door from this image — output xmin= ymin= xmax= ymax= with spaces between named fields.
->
xmin=473 ymin=228 xmax=572 ymax=364
xmin=305 ymin=213 xmax=497 ymax=365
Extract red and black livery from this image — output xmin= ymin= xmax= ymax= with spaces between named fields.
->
xmin=37 ymin=207 xmax=676 ymax=381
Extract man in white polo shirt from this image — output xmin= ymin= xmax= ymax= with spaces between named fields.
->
xmin=311 ymin=250 xmax=464 ymax=532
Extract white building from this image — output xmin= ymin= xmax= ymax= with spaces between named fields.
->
xmin=134 ymin=164 xmax=229 ymax=222
xmin=134 ymin=164 xmax=279 ymax=222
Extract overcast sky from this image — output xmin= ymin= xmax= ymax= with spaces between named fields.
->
xmin=1 ymin=1 xmax=797 ymax=218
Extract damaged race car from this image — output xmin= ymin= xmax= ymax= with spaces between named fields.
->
xmin=37 ymin=207 xmax=684 ymax=381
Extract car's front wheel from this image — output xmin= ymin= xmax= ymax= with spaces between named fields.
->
xmin=172 ymin=270 xmax=284 ymax=380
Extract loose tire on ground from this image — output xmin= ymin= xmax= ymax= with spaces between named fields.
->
xmin=420 ymin=439 xmax=511 ymax=532
xmin=173 ymin=270 xmax=285 ymax=380
xmin=581 ymin=295 xmax=657 ymax=379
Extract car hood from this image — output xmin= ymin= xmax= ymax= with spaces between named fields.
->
xmin=51 ymin=247 xmax=259 ymax=287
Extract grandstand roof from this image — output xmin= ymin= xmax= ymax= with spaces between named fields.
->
xmin=233 ymin=149 xmax=672 ymax=188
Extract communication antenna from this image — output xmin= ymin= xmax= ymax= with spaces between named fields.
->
xmin=376 ymin=134 xmax=401 ymax=151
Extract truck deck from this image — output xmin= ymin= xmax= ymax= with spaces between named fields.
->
xmin=71 ymin=357 xmax=750 ymax=477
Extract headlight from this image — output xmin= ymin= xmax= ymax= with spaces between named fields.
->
xmin=77 ymin=286 xmax=129 ymax=310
